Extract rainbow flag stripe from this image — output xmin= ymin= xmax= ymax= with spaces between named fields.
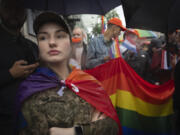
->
xmin=86 ymin=57 xmax=174 ymax=135
xmin=109 ymin=39 xmax=121 ymax=58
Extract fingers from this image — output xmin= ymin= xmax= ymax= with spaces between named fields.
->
xmin=16 ymin=60 xmax=28 ymax=65
xmin=23 ymin=69 xmax=34 ymax=75
xmin=91 ymin=109 xmax=106 ymax=122
xmin=22 ymin=63 xmax=39 ymax=77
xmin=23 ymin=62 xmax=39 ymax=71
xmin=103 ymin=56 xmax=111 ymax=62
xmin=99 ymin=113 xmax=106 ymax=119
xmin=10 ymin=60 xmax=39 ymax=78
xmin=49 ymin=127 xmax=75 ymax=135
xmin=49 ymin=127 xmax=62 ymax=135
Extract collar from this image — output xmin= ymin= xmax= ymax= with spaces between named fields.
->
xmin=35 ymin=67 xmax=57 ymax=77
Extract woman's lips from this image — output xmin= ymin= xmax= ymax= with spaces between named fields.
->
xmin=48 ymin=50 xmax=60 ymax=55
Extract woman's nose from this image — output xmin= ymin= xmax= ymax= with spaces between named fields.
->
xmin=49 ymin=38 xmax=56 ymax=47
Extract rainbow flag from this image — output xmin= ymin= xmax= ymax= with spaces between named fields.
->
xmin=109 ymin=39 xmax=121 ymax=58
xmin=86 ymin=57 xmax=174 ymax=135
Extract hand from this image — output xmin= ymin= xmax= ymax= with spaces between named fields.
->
xmin=9 ymin=60 xmax=39 ymax=78
xmin=49 ymin=127 xmax=75 ymax=135
xmin=103 ymin=56 xmax=111 ymax=63
xmin=171 ymin=54 xmax=177 ymax=69
xmin=91 ymin=109 xmax=106 ymax=122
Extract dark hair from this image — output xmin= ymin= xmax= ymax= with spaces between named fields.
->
xmin=149 ymin=39 xmax=162 ymax=48
xmin=147 ymin=39 xmax=162 ymax=57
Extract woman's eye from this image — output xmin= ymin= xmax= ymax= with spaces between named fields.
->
xmin=38 ymin=36 xmax=47 ymax=41
xmin=57 ymin=35 xmax=63 ymax=39
xmin=56 ymin=34 xmax=66 ymax=39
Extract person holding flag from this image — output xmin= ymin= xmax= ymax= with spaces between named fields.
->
xmin=122 ymin=29 xmax=150 ymax=81
xmin=120 ymin=29 xmax=140 ymax=55
xmin=85 ymin=18 xmax=126 ymax=69
xmin=16 ymin=12 xmax=121 ymax=135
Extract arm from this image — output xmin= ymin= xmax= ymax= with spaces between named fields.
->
xmin=20 ymin=98 xmax=49 ymax=135
xmin=49 ymin=110 xmax=119 ymax=135
xmin=82 ymin=117 xmax=119 ymax=135
xmin=82 ymin=109 xmax=119 ymax=135
xmin=85 ymin=38 xmax=105 ymax=69
xmin=49 ymin=117 xmax=118 ymax=135
xmin=0 ymin=60 xmax=38 ymax=87
xmin=20 ymin=37 xmax=39 ymax=64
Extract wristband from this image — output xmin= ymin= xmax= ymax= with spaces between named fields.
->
xmin=74 ymin=126 xmax=83 ymax=135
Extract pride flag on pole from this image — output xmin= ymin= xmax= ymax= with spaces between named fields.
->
xmin=101 ymin=16 xmax=105 ymax=34
xmin=86 ymin=57 xmax=174 ymax=135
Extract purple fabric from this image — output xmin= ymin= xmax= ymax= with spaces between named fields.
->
xmin=16 ymin=67 xmax=62 ymax=113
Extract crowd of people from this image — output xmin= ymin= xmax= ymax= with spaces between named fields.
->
xmin=0 ymin=0 xmax=180 ymax=135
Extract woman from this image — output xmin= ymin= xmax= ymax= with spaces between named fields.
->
xmin=16 ymin=12 xmax=120 ymax=135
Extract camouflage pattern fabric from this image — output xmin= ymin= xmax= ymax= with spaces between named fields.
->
xmin=19 ymin=86 xmax=118 ymax=135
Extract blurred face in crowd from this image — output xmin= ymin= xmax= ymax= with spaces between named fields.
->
xmin=152 ymin=46 xmax=161 ymax=53
xmin=72 ymin=27 xmax=84 ymax=45
xmin=73 ymin=28 xmax=83 ymax=39
xmin=37 ymin=22 xmax=72 ymax=65
xmin=168 ymin=32 xmax=176 ymax=43
xmin=125 ymin=32 xmax=139 ymax=45
xmin=112 ymin=25 xmax=121 ymax=38
xmin=0 ymin=0 xmax=26 ymax=31
xmin=175 ymin=31 xmax=180 ymax=45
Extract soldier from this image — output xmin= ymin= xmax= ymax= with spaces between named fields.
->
xmin=16 ymin=12 xmax=120 ymax=135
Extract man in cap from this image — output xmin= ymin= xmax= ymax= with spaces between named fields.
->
xmin=85 ymin=18 xmax=126 ymax=69
xmin=122 ymin=29 xmax=151 ymax=82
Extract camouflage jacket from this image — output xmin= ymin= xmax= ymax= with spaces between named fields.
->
xmin=19 ymin=86 xmax=118 ymax=135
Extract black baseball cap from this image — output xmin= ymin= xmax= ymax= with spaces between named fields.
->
xmin=33 ymin=12 xmax=71 ymax=36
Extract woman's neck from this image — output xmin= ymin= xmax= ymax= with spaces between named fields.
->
xmin=48 ymin=61 xmax=70 ymax=80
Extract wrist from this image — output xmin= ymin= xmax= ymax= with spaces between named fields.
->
xmin=102 ymin=57 xmax=108 ymax=63
xmin=9 ymin=68 xmax=16 ymax=78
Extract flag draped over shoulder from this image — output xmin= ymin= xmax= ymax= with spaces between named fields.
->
xmin=16 ymin=67 xmax=122 ymax=134
xmin=86 ymin=57 xmax=174 ymax=135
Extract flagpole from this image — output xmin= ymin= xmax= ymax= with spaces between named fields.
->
xmin=101 ymin=16 xmax=105 ymax=34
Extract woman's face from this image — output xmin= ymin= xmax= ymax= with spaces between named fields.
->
xmin=37 ymin=23 xmax=71 ymax=64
